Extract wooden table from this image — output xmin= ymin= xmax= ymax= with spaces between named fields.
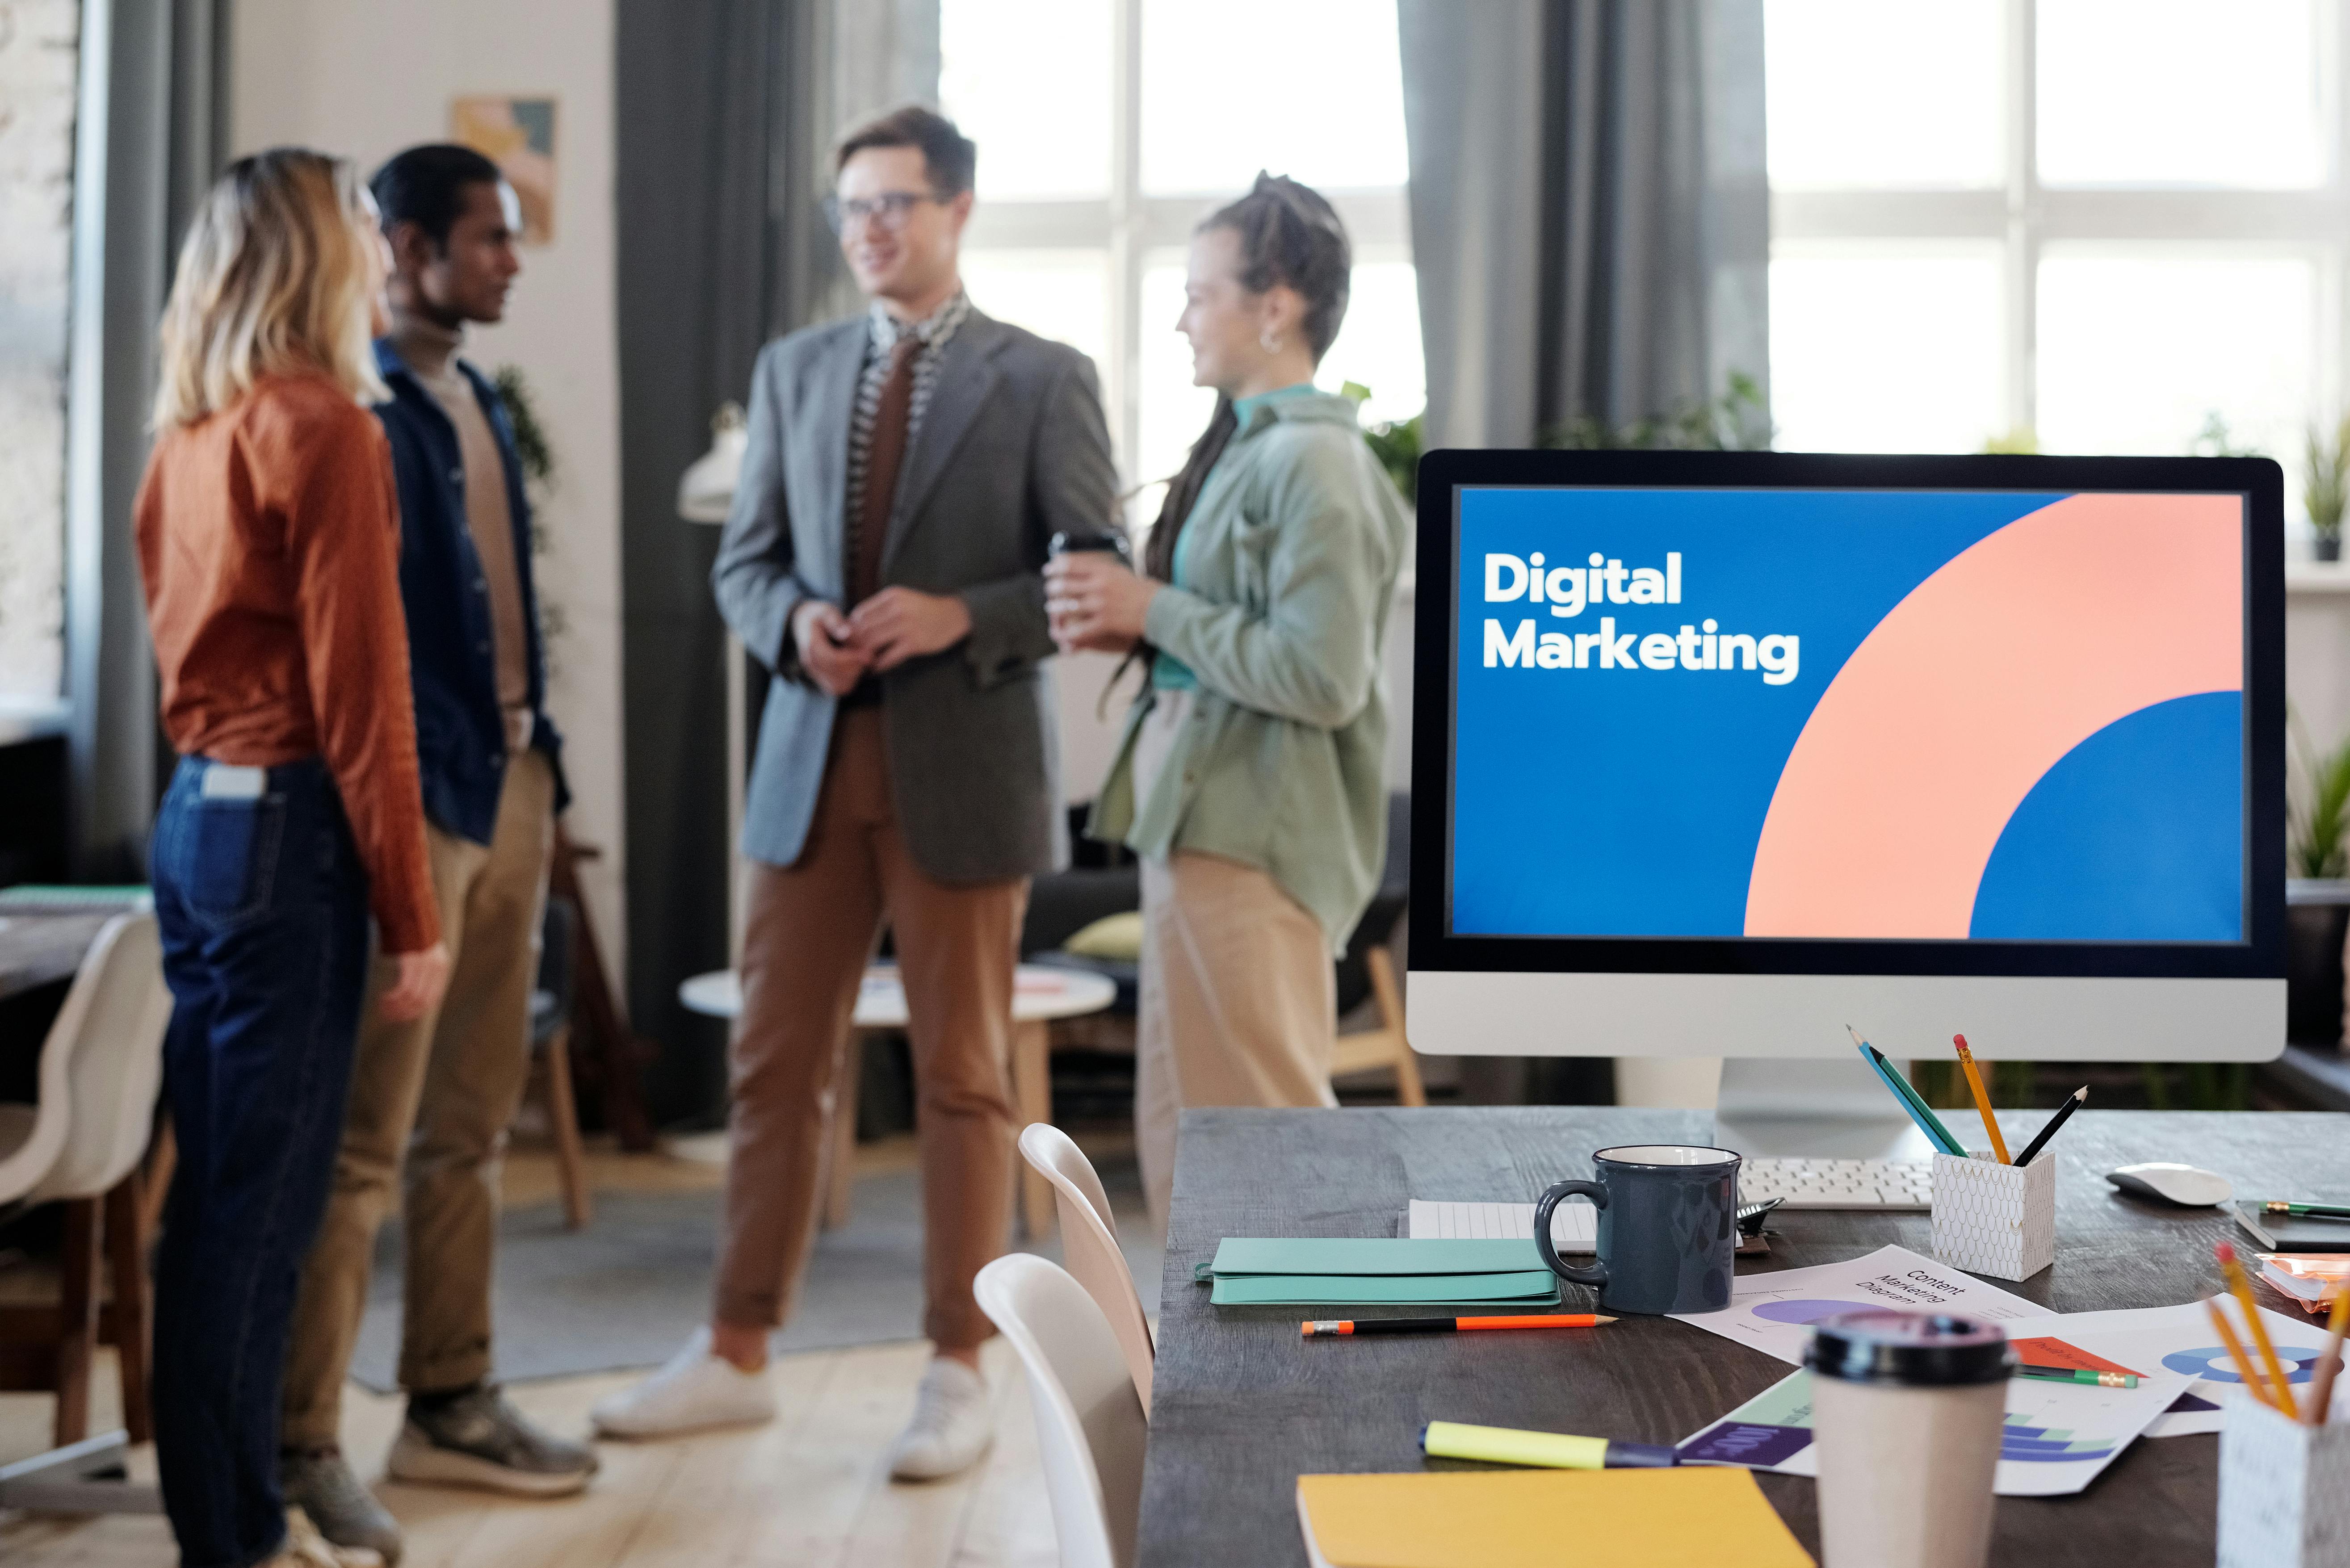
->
xmin=1141 ymin=1106 xmax=2350 ymax=1568
xmin=678 ymin=963 xmax=1117 ymax=1237
xmin=0 ymin=913 xmax=112 ymax=1003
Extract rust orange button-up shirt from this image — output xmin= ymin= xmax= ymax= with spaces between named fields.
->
xmin=135 ymin=372 xmax=441 ymax=955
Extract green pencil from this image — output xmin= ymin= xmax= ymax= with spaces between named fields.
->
xmin=2263 ymin=1201 xmax=2350 ymax=1220
xmin=2015 ymin=1364 xmax=2138 ymax=1388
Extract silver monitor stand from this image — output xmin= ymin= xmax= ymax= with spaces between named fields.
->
xmin=1711 ymin=1055 xmax=1940 ymax=1160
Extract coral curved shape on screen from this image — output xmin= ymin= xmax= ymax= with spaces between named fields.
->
xmin=1743 ymin=493 xmax=2241 ymax=938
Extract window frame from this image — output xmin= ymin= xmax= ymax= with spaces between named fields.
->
xmin=951 ymin=0 xmax=1411 ymax=505
xmin=1770 ymin=0 xmax=2350 ymax=452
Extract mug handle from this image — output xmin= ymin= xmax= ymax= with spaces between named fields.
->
xmin=1534 ymin=1178 xmax=1608 ymax=1290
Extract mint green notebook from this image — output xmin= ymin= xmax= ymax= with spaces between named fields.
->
xmin=1199 ymin=1238 xmax=1563 ymax=1307
xmin=1207 ymin=1270 xmax=1563 ymax=1307
xmin=1207 ymin=1238 xmax=1547 ymax=1277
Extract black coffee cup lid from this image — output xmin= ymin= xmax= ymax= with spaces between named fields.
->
xmin=1804 ymin=1310 xmax=2013 ymax=1387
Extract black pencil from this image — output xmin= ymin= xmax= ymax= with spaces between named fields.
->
xmin=2012 ymin=1087 xmax=2086 ymax=1167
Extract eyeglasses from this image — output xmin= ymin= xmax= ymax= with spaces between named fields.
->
xmin=823 ymin=190 xmax=948 ymax=235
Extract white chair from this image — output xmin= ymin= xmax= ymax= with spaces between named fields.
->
xmin=1018 ymin=1122 xmax=1153 ymax=1413
xmin=24 ymin=914 xmax=172 ymax=1207
xmin=974 ymin=1254 xmax=1146 ymax=1568
xmin=0 ymin=911 xmax=168 ymax=1514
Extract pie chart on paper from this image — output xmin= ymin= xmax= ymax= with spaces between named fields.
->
xmin=2162 ymin=1345 xmax=2336 ymax=1385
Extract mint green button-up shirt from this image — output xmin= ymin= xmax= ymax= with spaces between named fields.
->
xmin=1091 ymin=388 xmax=1411 ymax=954
xmin=1153 ymin=382 xmax=1319 ymax=693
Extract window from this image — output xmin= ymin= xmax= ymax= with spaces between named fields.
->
xmin=940 ymin=0 xmax=1422 ymax=522
xmin=0 ymin=0 xmax=79 ymax=699
xmin=1766 ymin=0 xmax=2336 ymax=527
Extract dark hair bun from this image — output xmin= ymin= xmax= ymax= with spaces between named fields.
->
xmin=1205 ymin=172 xmax=1352 ymax=361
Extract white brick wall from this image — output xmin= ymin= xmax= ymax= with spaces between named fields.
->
xmin=0 ymin=0 xmax=79 ymax=699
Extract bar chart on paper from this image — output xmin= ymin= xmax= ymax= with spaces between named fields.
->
xmin=1677 ymin=1361 xmax=2193 ymax=1496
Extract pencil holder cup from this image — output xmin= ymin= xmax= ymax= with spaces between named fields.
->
xmin=1929 ymin=1151 xmax=2054 ymax=1281
xmin=2218 ymin=1388 xmax=2350 ymax=1568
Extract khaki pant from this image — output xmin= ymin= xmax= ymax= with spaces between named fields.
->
xmin=281 ymin=750 xmax=554 ymax=1446
xmin=718 ymin=706 xmax=1026 ymax=1352
xmin=1131 ymin=691 xmax=1338 ymax=1229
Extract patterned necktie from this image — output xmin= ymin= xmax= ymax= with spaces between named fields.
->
xmin=852 ymin=334 xmax=921 ymax=608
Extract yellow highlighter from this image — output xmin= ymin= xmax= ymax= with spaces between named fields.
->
xmin=1422 ymin=1419 xmax=1679 ymax=1470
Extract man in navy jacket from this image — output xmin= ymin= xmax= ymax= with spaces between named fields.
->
xmin=279 ymin=144 xmax=595 ymax=1561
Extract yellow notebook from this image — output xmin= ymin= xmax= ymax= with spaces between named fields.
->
xmin=1295 ymin=1467 xmax=1814 ymax=1568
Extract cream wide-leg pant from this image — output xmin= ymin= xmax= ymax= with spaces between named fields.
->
xmin=1132 ymin=691 xmax=1337 ymax=1233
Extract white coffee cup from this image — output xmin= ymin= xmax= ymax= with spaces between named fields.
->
xmin=1805 ymin=1310 xmax=2011 ymax=1568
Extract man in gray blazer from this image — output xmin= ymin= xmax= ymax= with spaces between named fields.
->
xmin=592 ymin=106 xmax=1116 ymax=1479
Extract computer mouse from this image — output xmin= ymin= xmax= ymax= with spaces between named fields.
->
xmin=2106 ymin=1162 xmax=2233 ymax=1208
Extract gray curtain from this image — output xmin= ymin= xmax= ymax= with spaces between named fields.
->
xmin=1399 ymin=0 xmax=1769 ymax=451
xmin=614 ymin=0 xmax=834 ymax=1122
xmin=64 ymin=0 xmax=233 ymax=879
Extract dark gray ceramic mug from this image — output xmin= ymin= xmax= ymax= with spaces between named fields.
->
xmin=1533 ymin=1144 xmax=1742 ymax=1316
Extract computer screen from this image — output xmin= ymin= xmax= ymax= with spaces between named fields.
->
xmin=1407 ymin=451 xmax=2284 ymax=1062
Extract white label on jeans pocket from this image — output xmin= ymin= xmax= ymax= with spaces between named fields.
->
xmin=200 ymin=763 xmax=266 ymax=800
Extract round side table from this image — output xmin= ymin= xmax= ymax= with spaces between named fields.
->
xmin=679 ymin=962 xmax=1116 ymax=1238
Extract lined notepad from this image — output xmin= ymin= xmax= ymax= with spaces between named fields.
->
xmin=1406 ymin=1199 xmax=1597 ymax=1254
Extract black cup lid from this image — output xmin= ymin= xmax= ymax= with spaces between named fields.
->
xmin=1804 ymin=1310 xmax=2013 ymax=1387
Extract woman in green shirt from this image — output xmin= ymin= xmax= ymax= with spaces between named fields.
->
xmin=1045 ymin=174 xmax=1410 ymax=1228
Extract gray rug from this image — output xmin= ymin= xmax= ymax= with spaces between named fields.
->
xmin=348 ymin=1154 xmax=1164 ymax=1391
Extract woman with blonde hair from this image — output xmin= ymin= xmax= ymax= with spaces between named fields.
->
xmin=1045 ymin=174 xmax=1409 ymax=1229
xmin=137 ymin=147 xmax=449 ymax=1568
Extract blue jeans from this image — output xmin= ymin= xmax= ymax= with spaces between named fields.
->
xmin=150 ymin=756 xmax=370 ymax=1568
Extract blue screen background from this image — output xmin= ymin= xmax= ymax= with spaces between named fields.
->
xmin=1445 ymin=487 xmax=2243 ymax=942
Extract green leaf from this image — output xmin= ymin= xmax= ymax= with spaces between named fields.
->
xmin=1536 ymin=368 xmax=1775 ymax=453
xmin=2288 ymin=704 xmax=2350 ymax=878
xmin=492 ymin=364 xmax=557 ymax=490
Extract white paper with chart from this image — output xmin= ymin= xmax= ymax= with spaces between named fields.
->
xmin=2010 ymin=1297 xmax=2346 ymax=1436
xmin=1676 ymin=1355 xmax=2193 ymax=1497
xmin=1666 ymin=1243 xmax=2053 ymax=1361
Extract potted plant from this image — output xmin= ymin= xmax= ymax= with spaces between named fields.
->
xmin=2287 ymin=709 xmax=2350 ymax=1046
xmin=1339 ymin=382 xmax=1423 ymax=503
xmin=2305 ymin=416 xmax=2349 ymax=563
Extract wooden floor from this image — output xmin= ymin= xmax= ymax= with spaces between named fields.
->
xmin=0 ymin=1140 xmax=1064 ymax=1568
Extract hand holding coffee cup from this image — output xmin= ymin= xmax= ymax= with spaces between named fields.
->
xmin=1532 ymin=1145 xmax=1741 ymax=1316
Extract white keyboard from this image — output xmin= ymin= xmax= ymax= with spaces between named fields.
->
xmin=1739 ymin=1157 xmax=1936 ymax=1211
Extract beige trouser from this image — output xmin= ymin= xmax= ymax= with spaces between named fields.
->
xmin=1132 ymin=693 xmax=1337 ymax=1232
xmin=717 ymin=706 xmax=1027 ymax=1352
xmin=281 ymin=749 xmax=554 ymax=1446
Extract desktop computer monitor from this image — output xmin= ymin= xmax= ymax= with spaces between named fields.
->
xmin=1406 ymin=450 xmax=2286 ymax=1077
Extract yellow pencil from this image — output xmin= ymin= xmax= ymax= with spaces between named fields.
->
xmin=1951 ymin=1034 xmax=2010 ymax=1164
xmin=2206 ymin=1296 xmax=2287 ymax=1413
xmin=2216 ymin=1241 xmax=2294 ymax=1409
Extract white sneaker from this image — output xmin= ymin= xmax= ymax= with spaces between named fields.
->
xmin=269 ymin=1505 xmax=385 ymax=1568
xmin=589 ymin=1328 xmax=778 ymax=1438
xmin=889 ymin=1358 xmax=993 ymax=1481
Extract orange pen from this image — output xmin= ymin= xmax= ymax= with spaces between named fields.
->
xmin=1303 ymin=1314 xmax=1615 ymax=1337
